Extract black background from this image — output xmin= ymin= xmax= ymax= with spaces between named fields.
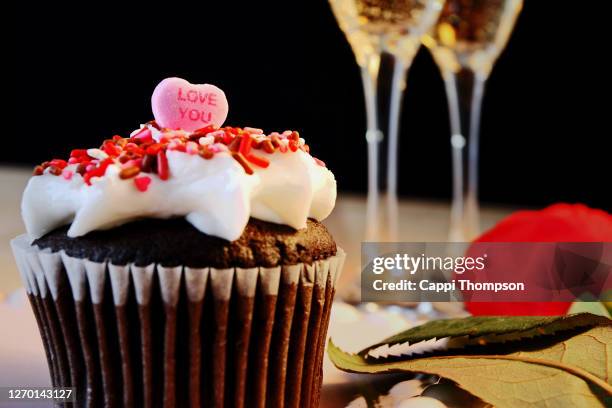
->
xmin=7 ymin=1 xmax=611 ymax=211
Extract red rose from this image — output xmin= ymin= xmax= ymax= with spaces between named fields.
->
xmin=465 ymin=203 xmax=612 ymax=316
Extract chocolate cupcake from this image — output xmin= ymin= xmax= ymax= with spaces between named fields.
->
xmin=11 ymin=78 xmax=344 ymax=408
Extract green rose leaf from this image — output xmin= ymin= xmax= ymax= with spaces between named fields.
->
xmin=329 ymin=313 xmax=612 ymax=408
xmin=359 ymin=312 xmax=610 ymax=358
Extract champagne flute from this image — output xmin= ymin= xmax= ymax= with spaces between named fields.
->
xmin=423 ymin=0 xmax=523 ymax=241
xmin=329 ymin=0 xmax=444 ymax=241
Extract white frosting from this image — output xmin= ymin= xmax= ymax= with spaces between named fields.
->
xmin=22 ymin=139 xmax=336 ymax=242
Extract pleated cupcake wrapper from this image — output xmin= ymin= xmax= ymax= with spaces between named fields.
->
xmin=11 ymin=234 xmax=345 ymax=408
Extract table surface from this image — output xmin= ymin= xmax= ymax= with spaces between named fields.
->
xmin=0 ymin=166 xmax=513 ymax=407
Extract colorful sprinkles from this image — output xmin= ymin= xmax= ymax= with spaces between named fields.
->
xmin=33 ymin=122 xmax=326 ymax=192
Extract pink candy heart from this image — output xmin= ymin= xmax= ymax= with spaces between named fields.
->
xmin=151 ymin=77 xmax=228 ymax=132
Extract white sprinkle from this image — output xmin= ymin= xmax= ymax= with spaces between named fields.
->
xmin=210 ymin=143 xmax=228 ymax=153
xmin=87 ymin=148 xmax=108 ymax=160
xmin=148 ymin=125 xmax=164 ymax=142
xmin=186 ymin=141 xmax=199 ymax=155
xmin=253 ymin=134 xmax=268 ymax=144
xmin=198 ymin=135 xmax=214 ymax=146
xmin=244 ymin=127 xmax=264 ymax=134
xmin=130 ymin=125 xmax=146 ymax=137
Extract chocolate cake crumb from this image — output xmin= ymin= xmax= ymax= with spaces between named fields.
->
xmin=33 ymin=218 xmax=337 ymax=268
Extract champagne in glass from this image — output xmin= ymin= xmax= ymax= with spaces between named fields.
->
xmin=329 ymin=0 xmax=444 ymax=241
xmin=423 ymin=0 xmax=523 ymax=241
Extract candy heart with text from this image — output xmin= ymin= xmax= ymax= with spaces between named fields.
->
xmin=152 ymin=77 xmax=228 ymax=132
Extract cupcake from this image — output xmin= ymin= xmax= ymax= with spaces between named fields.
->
xmin=11 ymin=78 xmax=344 ymax=408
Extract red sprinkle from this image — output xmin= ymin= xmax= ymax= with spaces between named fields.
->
xmin=228 ymin=137 xmax=242 ymax=152
xmin=49 ymin=159 xmax=68 ymax=169
xmin=169 ymin=143 xmax=186 ymax=153
xmin=246 ymin=153 xmax=270 ymax=168
xmin=141 ymin=154 xmax=155 ymax=172
xmin=103 ymin=141 xmax=121 ymax=157
xmin=84 ymin=158 xmax=113 ymax=185
xmin=288 ymin=131 xmax=300 ymax=142
xmin=34 ymin=124 xmax=313 ymax=181
xmin=119 ymin=166 xmax=140 ymax=179
xmin=62 ymin=169 xmax=74 ymax=180
xmin=70 ymin=149 xmax=88 ymax=158
xmin=134 ymin=176 xmax=152 ymax=192
xmin=199 ymin=145 xmax=214 ymax=160
xmin=157 ymin=150 xmax=169 ymax=180
xmin=48 ymin=166 xmax=62 ymax=176
xmin=76 ymin=163 xmax=87 ymax=176
xmin=262 ymin=139 xmax=275 ymax=154
xmin=239 ymin=133 xmax=253 ymax=156
xmin=131 ymin=128 xmax=153 ymax=143
xmin=313 ymin=157 xmax=326 ymax=167
xmin=124 ymin=143 xmax=144 ymax=156
xmin=222 ymin=131 xmax=234 ymax=144
xmin=146 ymin=143 xmax=164 ymax=155
xmin=288 ymin=140 xmax=299 ymax=152
xmin=194 ymin=124 xmax=217 ymax=135
xmin=232 ymin=152 xmax=254 ymax=175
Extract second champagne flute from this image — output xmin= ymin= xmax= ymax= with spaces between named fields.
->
xmin=423 ymin=0 xmax=523 ymax=241
xmin=329 ymin=0 xmax=444 ymax=241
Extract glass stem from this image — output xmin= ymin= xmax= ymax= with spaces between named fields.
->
xmin=386 ymin=57 xmax=407 ymax=241
xmin=360 ymin=54 xmax=408 ymax=241
xmin=360 ymin=56 xmax=382 ymax=241
xmin=444 ymin=69 xmax=486 ymax=241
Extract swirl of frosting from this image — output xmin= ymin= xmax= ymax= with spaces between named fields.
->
xmin=22 ymin=125 xmax=336 ymax=241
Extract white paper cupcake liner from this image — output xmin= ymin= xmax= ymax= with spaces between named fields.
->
xmin=11 ymin=234 xmax=345 ymax=408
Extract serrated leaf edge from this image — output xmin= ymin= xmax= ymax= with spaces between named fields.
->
xmin=359 ymin=313 xmax=611 ymax=357
xmin=329 ymin=338 xmax=612 ymax=397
